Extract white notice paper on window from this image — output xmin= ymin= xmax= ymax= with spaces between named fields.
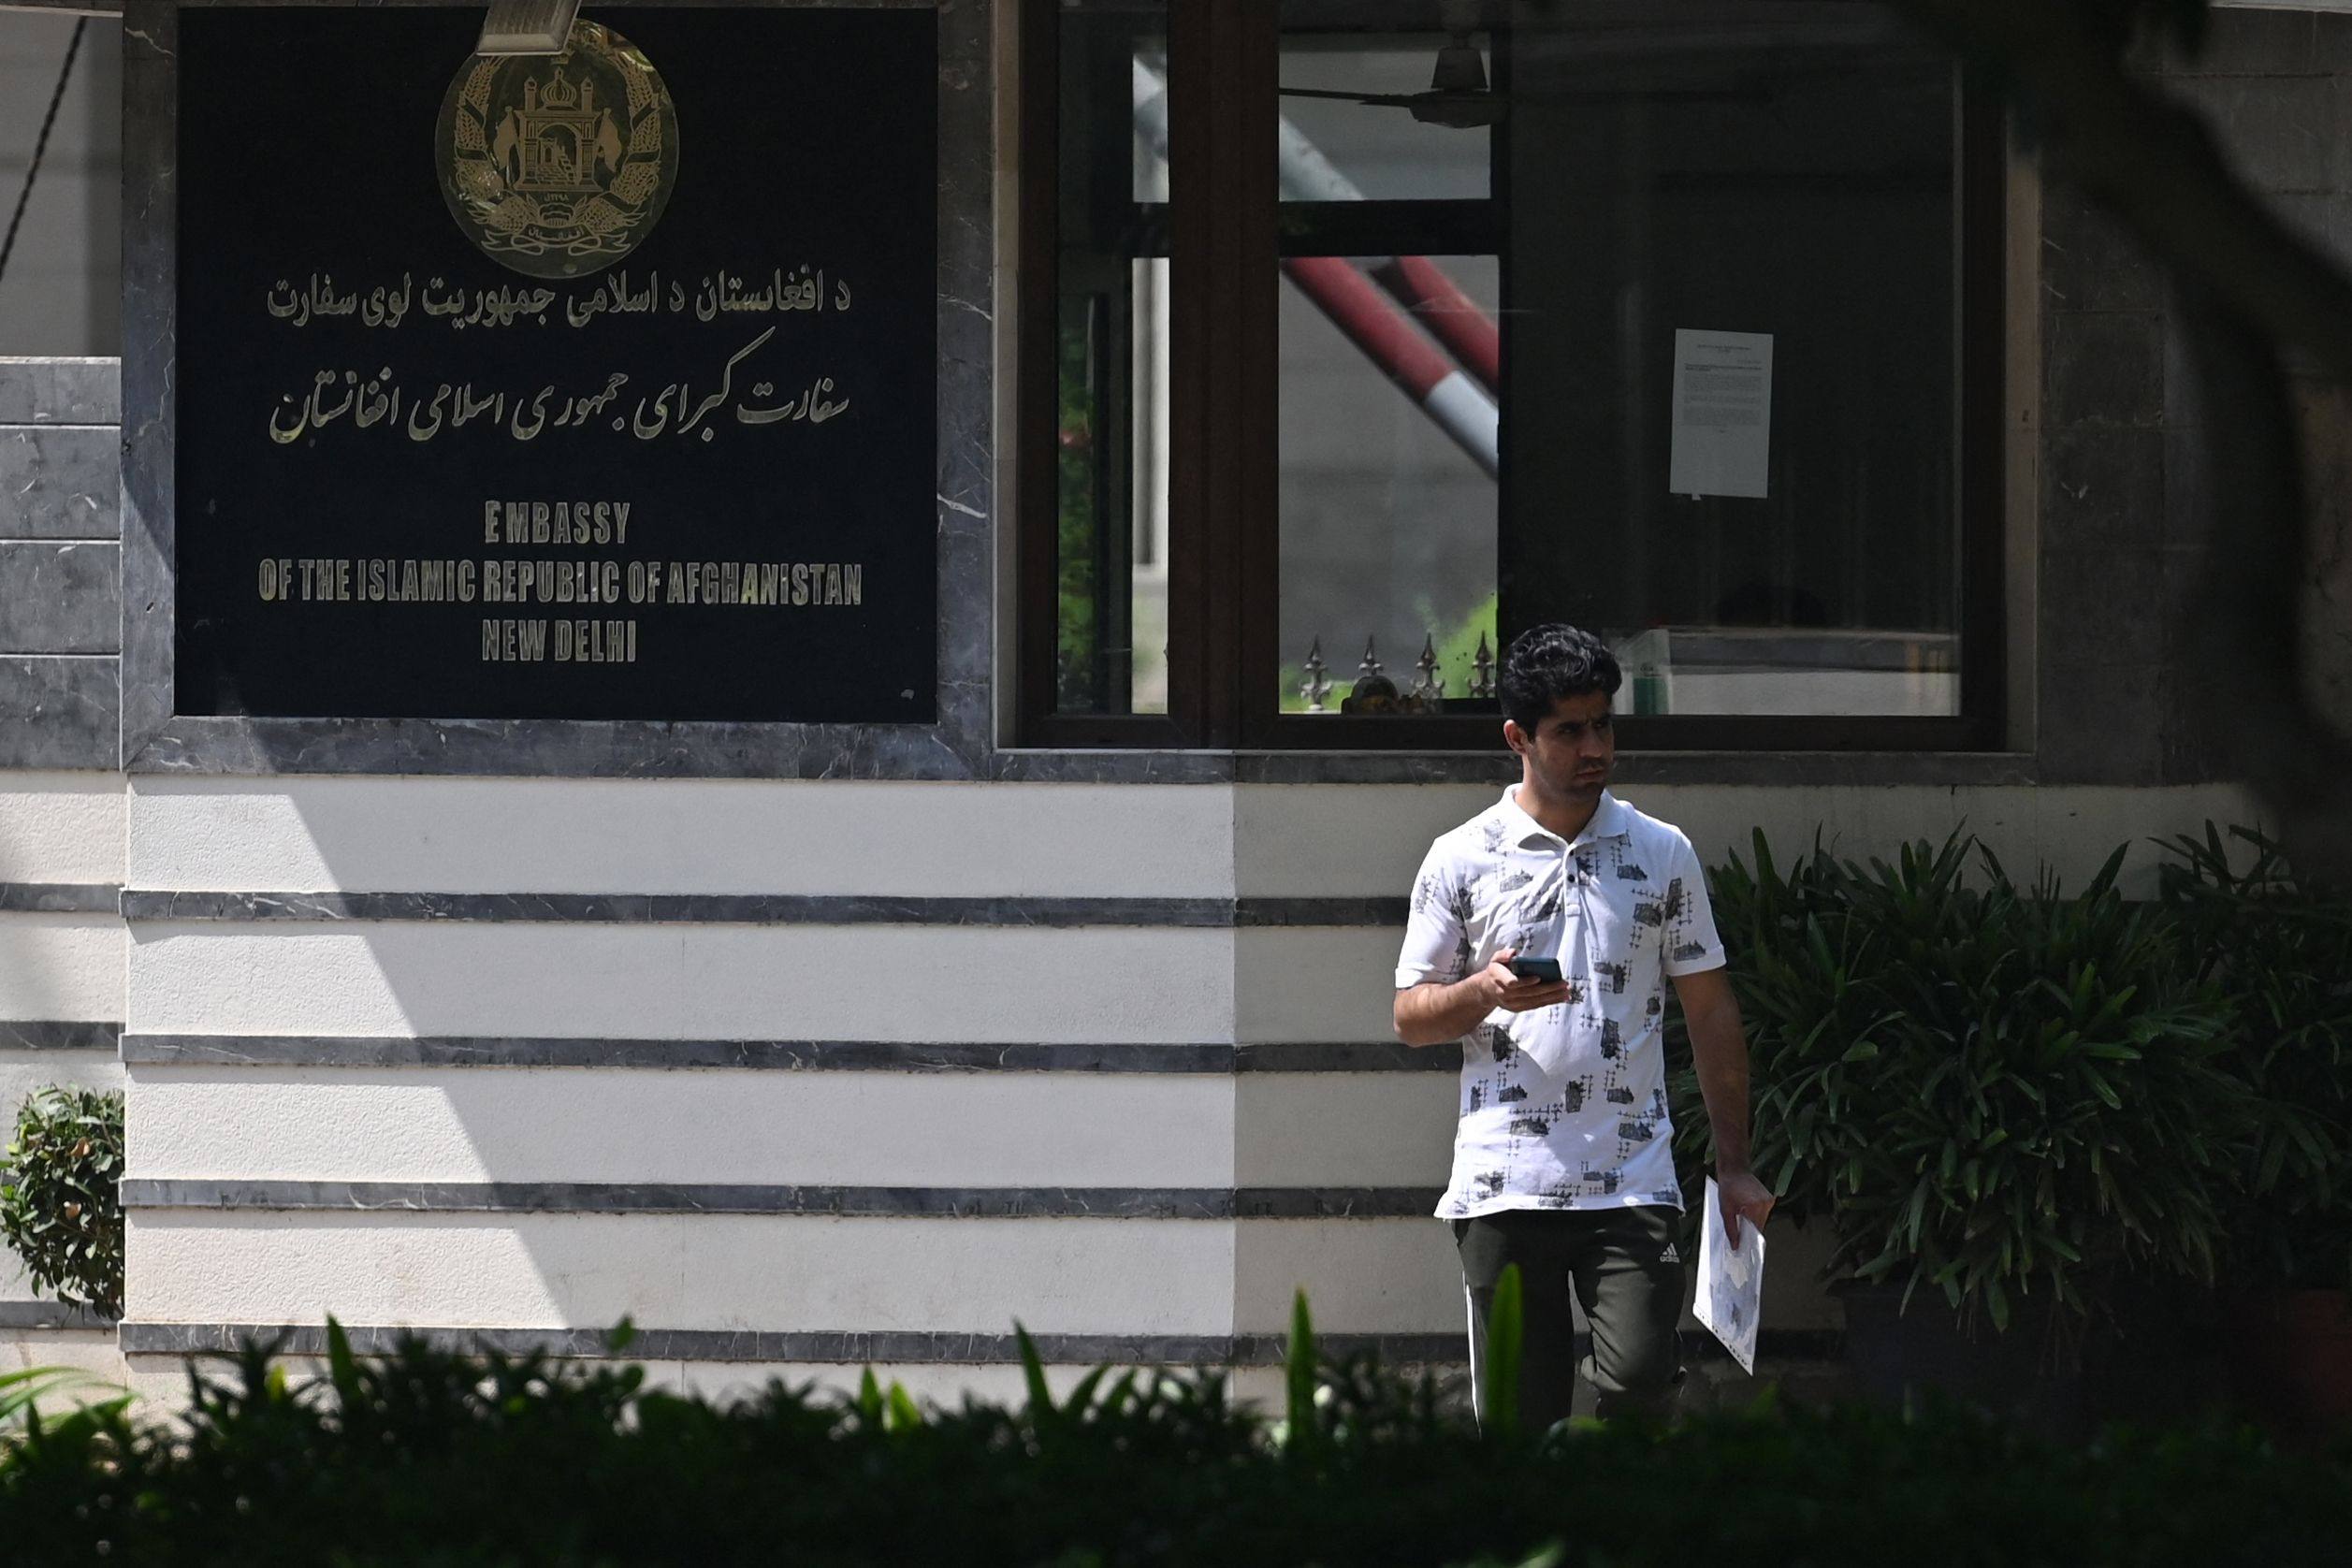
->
xmin=1668 ymin=328 xmax=1774 ymax=500
xmin=1694 ymin=1176 xmax=1764 ymax=1376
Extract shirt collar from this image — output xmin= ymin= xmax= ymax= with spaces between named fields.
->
xmin=1495 ymin=786 xmax=1630 ymax=850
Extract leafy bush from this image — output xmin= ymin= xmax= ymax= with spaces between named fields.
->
xmin=0 ymin=1366 xmax=106 ymax=1430
xmin=2159 ymin=823 xmax=2352 ymax=1288
xmin=0 ymin=1086 xmax=124 ymax=1319
xmin=1670 ymin=831 xmax=2255 ymax=1331
xmin=2 ymin=1314 xmax=2348 ymax=1566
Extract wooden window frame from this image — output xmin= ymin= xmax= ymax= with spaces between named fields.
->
xmin=1018 ymin=0 xmax=2009 ymax=753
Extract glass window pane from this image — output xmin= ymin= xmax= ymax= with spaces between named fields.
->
xmin=1503 ymin=0 xmax=1960 ymax=718
xmin=0 ymin=15 xmax=120 ymax=355
xmin=1054 ymin=2 xmax=1170 ymax=716
xmin=1272 ymin=0 xmax=1967 ymax=722
xmin=1278 ymin=34 xmax=1492 ymax=200
xmin=1276 ymin=5 xmax=1501 ymax=718
xmin=1279 ymin=251 xmax=1499 ymax=714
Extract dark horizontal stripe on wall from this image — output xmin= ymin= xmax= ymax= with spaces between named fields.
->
xmin=1237 ymin=1042 xmax=1459 ymax=1073
xmin=123 ymin=1036 xmax=1242 ymax=1072
xmin=991 ymin=748 xmax=2034 ymax=789
xmin=0 ymin=1300 xmax=117 ymax=1331
xmin=1234 ymin=1188 xmax=1441 ymax=1219
xmin=118 ymin=891 xmax=1408 ymax=928
xmin=0 ymin=1019 xmax=122 ymax=1052
xmin=120 ymin=1180 xmax=1445 ymax=1220
xmin=1234 ymin=897 xmax=1407 ymax=927
xmin=122 ymin=1034 xmax=1460 ymax=1073
xmin=118 ymin=1322 xmax=1475 ymax=1367
xmin=0 ymin=880 xmax=119 ymax=915
xmin=116 ymin=1321 xmax=1843 ymax=1367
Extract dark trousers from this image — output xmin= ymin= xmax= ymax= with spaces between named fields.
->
xmin=1454 ymin=1205 xmax=1685 ymax=1433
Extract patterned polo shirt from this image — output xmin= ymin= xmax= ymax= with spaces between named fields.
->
xmin=1396 ymin=788 xmax=1725 ymax=1219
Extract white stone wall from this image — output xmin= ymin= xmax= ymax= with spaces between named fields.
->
xmin=109 ymin=772 xmax=2257 ymax=1399
xmin=0 ymin=771 xmax=123 ymax=1381
xmin=1233 ymin=781 xmax=2260 ymax=901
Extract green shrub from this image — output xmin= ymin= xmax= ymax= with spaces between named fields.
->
xmin=0 ymin=1366 xmax=105 ymax=1430
xmin=0 ymin=1086 xmax=124 ymax=1320
xmin=1670 ymin=830 xmax=2254 ymax=1331
xmin=1 ymin=1321 xmax=2347 ymax=1566
xmin=2159 ymin=822 xmax=2352 ymax=1288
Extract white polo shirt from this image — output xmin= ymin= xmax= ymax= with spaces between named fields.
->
xmin=1396 ymin=788 xmax=1724 ymax=1218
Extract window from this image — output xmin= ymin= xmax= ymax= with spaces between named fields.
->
xmin=0 ymin=16 xmax=120 ymax=356
xmin=1033 ymin=0 xmax=1174 ymax=728
xmin=1020 ymin=0 xmax=2006 ymax=749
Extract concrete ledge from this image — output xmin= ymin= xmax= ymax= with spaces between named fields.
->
xmin=0 ymin=881 xmax=118 ymax=914
xmin=120 ymin=1180 xmax=1446 ymax=1220
xmin=116 ymin=1322 xmax=1463 ymax=1367
xmin=0 ymin=1020 xmax=121 ymax=1052
xmin=0 ymin=1300 xmax=116 ymax=1331
xmin=114 ymin=731 xmax=2035 ymax=786
xmin=122 ymin=1035 xmax=1458 ymax=1073
xmin=115 ymin=1320 xmax=1840 ymax=1368
xmin=995 ymin=751 xmax=2038 ymax=788
xmin=1238 ymin=1041 xmax=1458 ymax=1072
xmin=118 ymin=891 xmax=1409 ymax=927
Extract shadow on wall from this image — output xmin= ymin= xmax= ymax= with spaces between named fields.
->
xmin=0 ymin=773 xmax=128 ymax=1325
xmin=120 ymin=777 xmax=1455 ymax=1376
xmin=111 ymin=774 xmax=2264 ymax=1388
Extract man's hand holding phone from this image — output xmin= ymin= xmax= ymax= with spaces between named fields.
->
xmin=1477 ymin=947 xmax=1572 ymax=1013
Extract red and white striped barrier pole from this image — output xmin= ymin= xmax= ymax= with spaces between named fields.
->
xmin=1132 ymin=62 xmax=1499 ymax=476
xmin=1369 ymin=254 xmax=1500 ymax=394
xmin=1273 ymin=104 xmax=1502 ymax=394
xmin=1281 ymin=255 xmax=1498 ymax=477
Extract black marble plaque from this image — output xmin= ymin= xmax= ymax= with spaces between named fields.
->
xmin=173 ymin=7 xmax=938 ymax=723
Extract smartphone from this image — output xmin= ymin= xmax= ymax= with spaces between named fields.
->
xmin=1507 ymin=954 xmax=1564 ymax=983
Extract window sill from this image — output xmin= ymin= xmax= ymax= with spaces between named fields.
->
xmin=988 ymin=748 xmax=2039 ymax=788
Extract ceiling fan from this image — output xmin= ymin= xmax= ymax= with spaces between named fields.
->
xmin=1278 ymin=24 xmax=1505 ymax=128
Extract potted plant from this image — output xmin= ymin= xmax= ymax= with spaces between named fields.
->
xmin=2160 ymin=823 xmax=2352 ymax=1440
xmin=0 ymin=1085 xmax=125 ymax=1324
xmin=1672 ymin=829 xmax=2255 ymax=1431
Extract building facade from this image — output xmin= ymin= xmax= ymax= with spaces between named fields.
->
xmin=0 ymin=0 xmax=2333 ymax=1404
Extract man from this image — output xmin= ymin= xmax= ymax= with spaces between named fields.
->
xmin=1393 ymin=622 xmax=1773 ymax=1431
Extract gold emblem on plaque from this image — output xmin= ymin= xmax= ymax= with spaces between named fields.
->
xmin=436 ymin=22 xmax=679 ymax=278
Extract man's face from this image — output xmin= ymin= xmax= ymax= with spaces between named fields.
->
xmin=1506 ymin=690 xmax=1616 ymax=800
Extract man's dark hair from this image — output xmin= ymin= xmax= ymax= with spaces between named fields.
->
xmin=1499 ymin=623 xmax=1621 ymax=731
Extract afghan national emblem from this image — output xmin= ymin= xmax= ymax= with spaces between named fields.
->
xmin=436 ymin=22 xmax=679 ymax=278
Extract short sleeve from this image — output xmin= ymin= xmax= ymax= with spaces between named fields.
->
xmin=1396 ymin=841 xmax=1472 ymax=990
xmin=1661 ymin=832 xmax=1726 ymax=977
